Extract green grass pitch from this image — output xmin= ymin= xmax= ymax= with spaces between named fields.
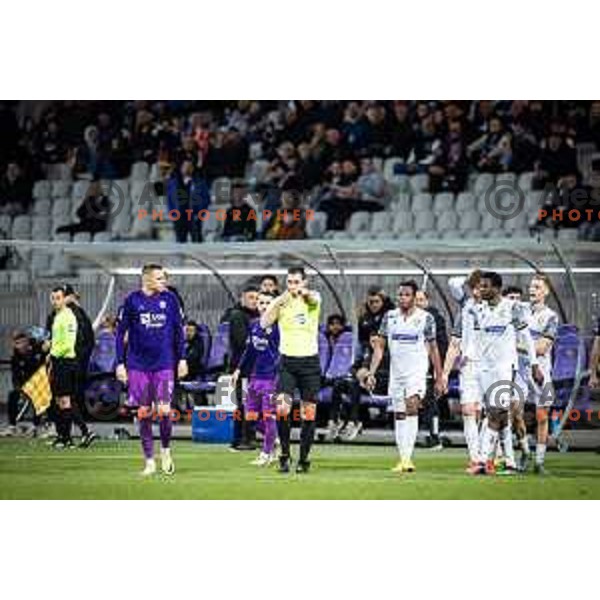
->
xmin=1 ymin=439 xmax=599 ymax=499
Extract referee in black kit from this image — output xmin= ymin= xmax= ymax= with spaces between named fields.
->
xmin=261 ymin=267 xmax=322 ymax=474
xmin=46 ymin=284 xmax=97 ymax=447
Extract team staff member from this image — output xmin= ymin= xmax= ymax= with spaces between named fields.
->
xmin=48 ymin=286 xmax=79 ymax=448
xmin=261 ymin=266 xmax=321 ymax=474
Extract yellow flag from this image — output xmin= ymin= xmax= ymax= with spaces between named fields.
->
xmin=21 ymin=366 xmax=52 ymax=415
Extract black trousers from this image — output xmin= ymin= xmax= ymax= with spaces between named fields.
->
xmin=174 ymin=218 xmax=203 ymax=243
xmin=330 ymin=378 xmax=361 ymax=423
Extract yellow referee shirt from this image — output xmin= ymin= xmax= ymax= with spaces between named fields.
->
xmin=278 ymin=293 xmax=321 ymax=357
xmin=50 ymin=307 xmax=78 ymax=359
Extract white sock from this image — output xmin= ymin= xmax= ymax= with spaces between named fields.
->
xmin=480 ymin=427 xmax=498 ymax=463
xmin=536 ymin=443 xmax=546 ymax=465
xmin=520 ymin=434 xmax=530 ymax=454
xmin=403 ymin=415 xmax=419 ymax=461
xmin=432 ymin=416 xmax=439 ymax=436
xmin=161 ymin=447 xmax=171 ymax=457
xmin=394 ymin=418 xmax=407 ymax=459
xmin=501 ymin=425 xmax=516 ymax=467
xmin=463 ymin=415 xmax=479 ymax=463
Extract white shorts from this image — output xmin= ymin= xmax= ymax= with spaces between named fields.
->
xmin=479 ymin=365 xmax=515 ymax=410
xmin=388 ymin=373 xmax=427 ymax=412
xmin=459 ymin=361 xmax=482 ymax=406
xmin=514 ymin=366 xmax=554 ymax=408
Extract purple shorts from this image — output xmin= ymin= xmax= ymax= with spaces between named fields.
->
xmin=245 ymin=378 xmax=277 ymax=414
xmin=127 ymin=369 xmax=174 ymax=408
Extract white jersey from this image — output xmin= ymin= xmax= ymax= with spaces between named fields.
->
xmin=379 ymin=307 xmax=436 ymax=378
xmin=518 ymin=303 xmax=558 ymax=376
xmin=474 ymin=298 xmax=529 ymax=370
xmin=453 ymin=297 xmax=484 ymax=363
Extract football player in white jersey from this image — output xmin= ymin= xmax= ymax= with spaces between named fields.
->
xmin=477 ymin=272 xmax=544 ymax=475
xmin=502 ymin=285 xmax=532 ymax=470
xmin=442 ymin=270 xmax=485 ymax=473
xmin=367 ymin=280 xmax=443 ymax=473
xmin=517 ymin=275 xmax=559 ymax=474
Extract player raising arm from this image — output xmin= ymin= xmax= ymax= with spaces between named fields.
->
xmin=115 ymin=264 xmax=187 ymax=476
xmin=367 ymin=280 xmax=443 ymax=473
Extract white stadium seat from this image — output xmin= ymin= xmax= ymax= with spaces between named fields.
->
xmin=306 ymin=211 xmax=327 ymax=239
xmin=51 ymin=180 xmax=71 ymax=199
xmin=393 ymin=193 xmax=412 ymax=212
xmin=414 ymin=211 xmax=435 ymax=233
xmin=370 ymin=211 xmax=392 ymax=236
xmin=409 ymin=174 xmax=429 ymax=194
xmin=131 ymin=162 xmax=150 ymax=181
xmin=436 ymin=211 xmax=458 ymax=232
xmin=392 ymin=211 xmax=414 ymax=233
xmin=412 ymin=193 xmax=433 ymax=213
xmin=458 ymin=211 xmax=481 ymax=231
xmin=456 ymin=192 xmax=476 ymax=213
xmin=348 ymin=212 xmax=372 ymax=236
xmin=432 ymin=193 xmax=455 ymax=215
xmin=33 ymin=180 xmax=51 ymax=200
xmin=10 ymin=215 xmax=32 ymax=239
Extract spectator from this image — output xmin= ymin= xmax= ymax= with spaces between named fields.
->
xmin=357 ymin=285 xmax=395 ymax=350
xmin=183 ymin=320 xmax=205 ymax=381
xmin=259 ymin=275 xmax=280 ymax=295
xmin=429 ymin=119 xmax=469 ymax=194
xmin=166 ymin=159 xmax=210 ymax=243
xmin=263 ymin=190 xmax=307 ymax=240
xmin=55 ymin=178 xmax=110 ymax=236
xmin=0 ymin=162 xmax=32 ymax=216
xmin=534 ymin=132 xmax=578 ymax=189
xmin=221 ymin=184 xmax=257 ymax=242
xmin=467 ymin=115 xmax=512 ymax=172
xmin=38 ymin=120 xmax=66 ymax=166
xmin=390 ymin=101 xmax=415 ymax=161
xmin=0 ymin=331 xmax=45 ymax=437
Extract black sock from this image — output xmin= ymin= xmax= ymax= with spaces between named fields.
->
xmin=72 ymin=404 xmax=89 ymax=436
xmin=299 ymin=419 xmax=316 ymax=463
xmin=277 ymin=415 xmax=291 ymax=460
xmin=62 ymin=408 xmax=73 ymax=442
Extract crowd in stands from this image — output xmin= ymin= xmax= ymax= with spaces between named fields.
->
xmin=1 ymin=100 xmax=600 ymax=241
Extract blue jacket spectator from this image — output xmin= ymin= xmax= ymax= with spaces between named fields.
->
xmin=167 ymin=160 xmax=210 ymax=243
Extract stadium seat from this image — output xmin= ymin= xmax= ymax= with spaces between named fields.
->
xmin=246 ymin=159 xmax=270 ymax=185
xmin=348 ymin=212 xmax=372 ymax=236
xmin=32 ymin=216 xmax=51 ymax=240
xmin=126 ymin=216 xmax=154 ymax=240
xmin=414 ymin=211 xmax=435 ymax=234
xmin=51 ymin=180 xmax=71 ymax=199
xmin=393 ymin=193 xmax=412 ymax=212
xmin=0 ymin=215 xmax=11 ymax=235
xmin=130 ymin=180 xmax=147 ymax=206
xmin=131 ymin=162 xmax=150 ymax=181
xmin=331 ymin=231 xmax=352 ymax=240
xmin=495 ymin=173 xmax=517 ymax=187
xmin=392 ymin=211 xmax=414 ymax=233
xmin=458 ymin=211 xmax=481 ymax=231
xmin=432 ymin=193 xmax=454 ymax=215
xmin=10 ymin=215 xmax=32 ymax=239
xmin=370 ymin=211 xmax=392 ymax=236
xmin=31 ymin=251 xmax=50 ymax=273
xmin=306 ymin=211 xmax=327 ymax=239
xmin=92 ymin=231 xmax=113 ymax=243
xmin=412 ymin=193 xmax=433 ymax=212
xmin=8 ymin=271 xmax=29 ymax=286
xmin=436 ymin=210 xmax=458 ymax=232
xmin=383 ymin=157 xmax=405 ymax=182
xmin=52 ymin=232 xmax=70 ymax=242
xmin=211 ymin=177 xmax=232 ymax=206
xmin=409 ymin=174 xmax=429 ymax=194
xmin=33 ymin=180 xmax=51 ymax=200
xmin=73 ymin=232 xmax=92 ymax=244
xmin=51 ymin=197 xmax=71 ymax=219
xmin=72 ymin=180 xmax=90 ymax=202
xmin=109 ymin=211 xmax=132 ymax=237
xmin=49 ymin=252 xmax=72 ymax=275
xmin=518 ymin=172 xmax=535 ymax=192
xmin=480 ymin=213 xmax=501 ymax=235
xmin=46 ymin=163 xmax=71 ymax=181
xmin=473 ymin=173 xmax=495 ymax=197
xmin=33 ymin=198 xmax=51 ymax=216
xmin=486 ymin=229 xmax=510 ymax=239
xmin=456 ymin=192 xmax=476 ymax=213
xmin=558 ymin=229 xmax=579 ymax=242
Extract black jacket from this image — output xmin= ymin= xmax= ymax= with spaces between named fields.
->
xmin=184 ymin=335 xmax=205 ymax=380
xmin=221 ymin=303 xmax=259 ymax=369
xmin=11 ymin=347 xmax=45 ymax=389
xmin=357 ymin=297 xmax=395 ymax=348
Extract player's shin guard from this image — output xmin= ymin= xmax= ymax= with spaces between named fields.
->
xmin=394 ymin=415 xmax=406 ymax=458
xmin=404 ymin=415 xmax=419 ymax=461
xmin=463 ymin=415 xmax=480 ymax=463
xmin=139 ymin=416 xmax=154 ymax=459
xmin=263 ymin=415 xmax=277 ymax=455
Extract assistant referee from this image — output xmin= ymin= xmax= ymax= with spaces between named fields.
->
xmin=261 ymin=266 xmax=321 ymax=474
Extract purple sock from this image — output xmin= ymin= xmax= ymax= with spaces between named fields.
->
xmin=255 ymin=420 xmax=265 ymax=436
xmin=139 ymin=417 xmax=154 ymax=459
xmin=159 ymin=413 xmax=172 ymax=450
xmin=263 ymin=416 xmax=277 ymax=455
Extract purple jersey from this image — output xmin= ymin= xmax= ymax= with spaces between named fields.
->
xmin=237 ymin=321 xmax=280 ymax=380
xmin=116 ymin=289 xmax=185 ymax=372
